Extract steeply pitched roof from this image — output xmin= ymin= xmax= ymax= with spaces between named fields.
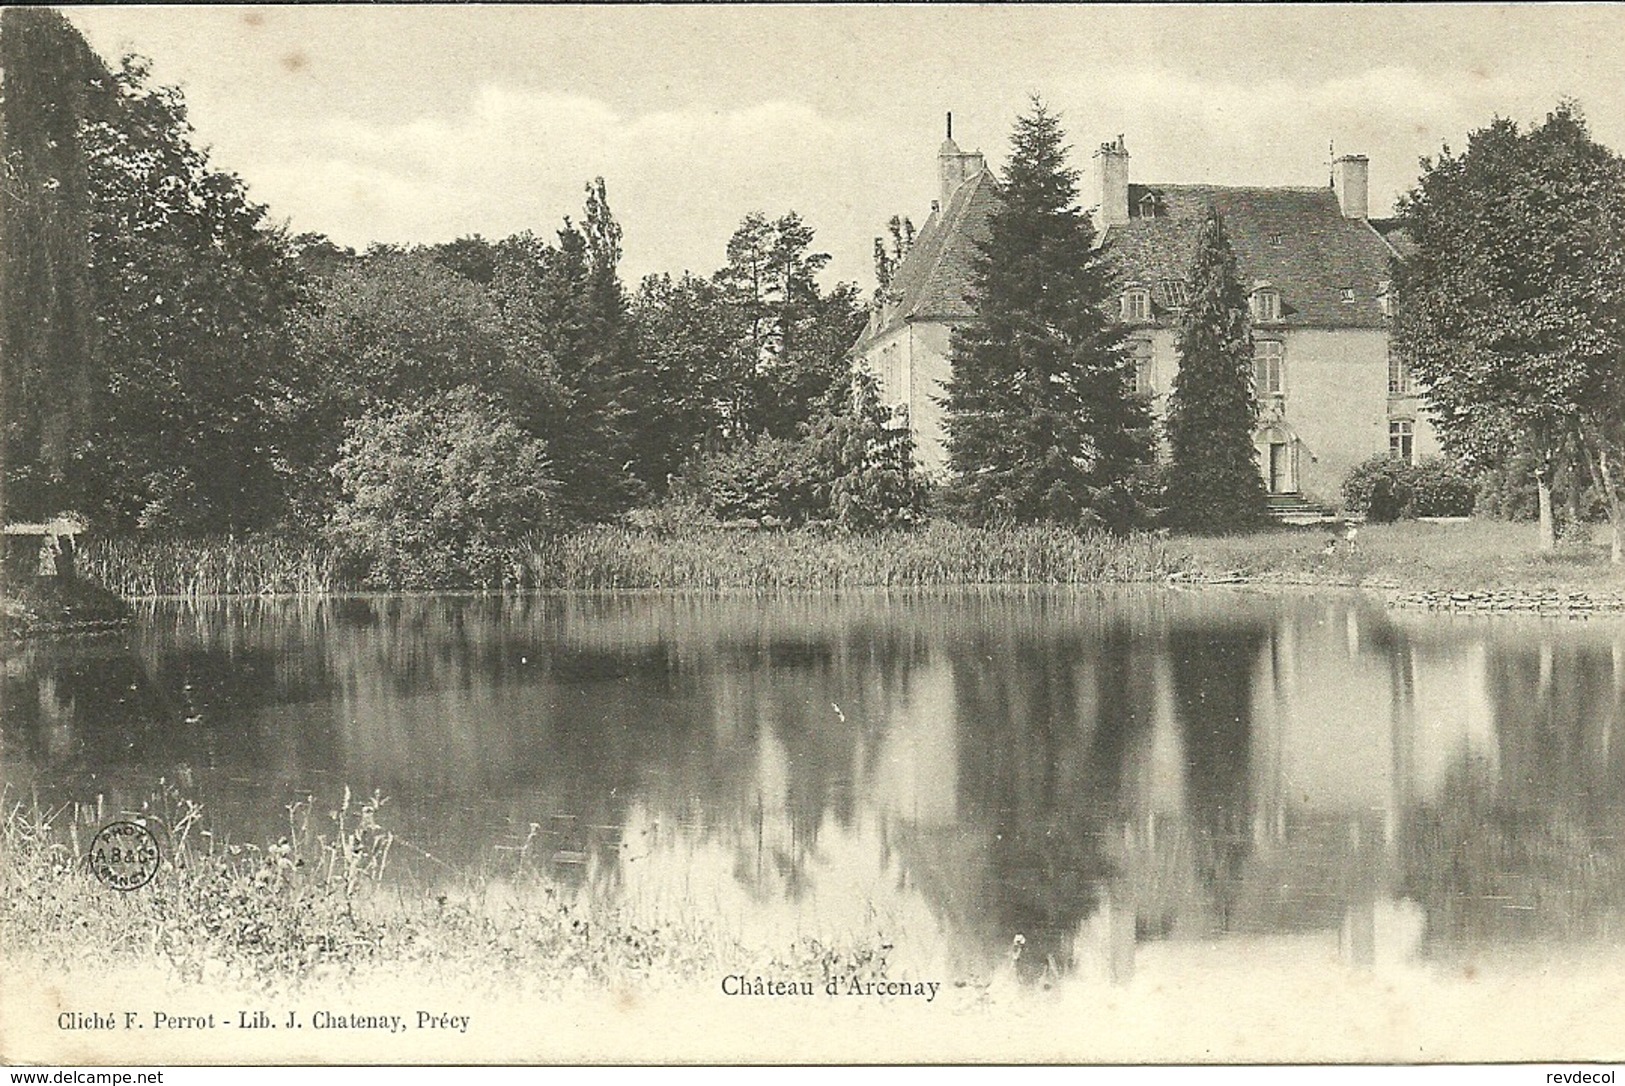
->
xmin=854 ymin=167 xmax=998 ymax=352
xmin=1105 ymin=185 xmax=1398 ymax=328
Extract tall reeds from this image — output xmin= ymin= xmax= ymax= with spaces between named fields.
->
xmin=80 ymin=535 xmax=343 ymax=597
xmin=516 ymin=522 xmax=1180 ymax=590
xmin=75 ymin=523 xmax=1181 ymax=596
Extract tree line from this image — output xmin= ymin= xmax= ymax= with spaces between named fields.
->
xmin=1 ymin=11 xmax=913 ymax=585
xmin=4 ymin=10 xmax=1622 ymax=580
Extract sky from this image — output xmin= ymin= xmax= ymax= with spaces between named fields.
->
xmin=63 ymin=4 xmax=1625 ymax=292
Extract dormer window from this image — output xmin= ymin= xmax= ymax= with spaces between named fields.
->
xmin=1251 ymin=285 xmax=1281 ymax=323
xmin=1340 ymin=287 xmax=1356 ymax=304
xmin=1137 ymin=193 xmax=1160 ymax=220
xmin=1122 ymin=286 xmax=1152 ymax=323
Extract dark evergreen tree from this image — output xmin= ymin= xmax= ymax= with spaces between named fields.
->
xmin=805 ymin=372 xmax=927 ymax=533
xmin=489 ymin=179 xmax=644 ymax=523
xmin=942 ymin=99 xmax=1153 ymax=529
xmin=1163 ymin=211 xmax=1268 ymax=532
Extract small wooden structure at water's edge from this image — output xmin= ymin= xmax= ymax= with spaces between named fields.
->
xmin=3 ymin=513 xmax=89 ymax=581
xmin=2 ymin=514 xmax=129 ymax=639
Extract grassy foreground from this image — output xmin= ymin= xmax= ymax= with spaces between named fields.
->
xmin=1 ymin=786 xmax=925 ymax=1001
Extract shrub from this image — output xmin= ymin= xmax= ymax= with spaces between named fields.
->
xmin=1407 ymin=457 xmax=1477 ymax=517
xmin=1342 ymin=457 xmax=1408 ymax=522
xmin=807 ymin=374 xmax=928 ymax=533
xmin=326 ymin=386 xmax=557 ymax=588
xmin=1343 ymin=455 xmax=1476 ymax=521
xmin=682 ymin=375 xmax=928 ymax=533
xmin=682 ymin=435 xmax=821 ymax=526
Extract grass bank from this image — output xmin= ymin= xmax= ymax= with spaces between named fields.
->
xmin=1 ymin=565 xmax=131 ymax=639
xmin=1172 ymin=518 xmax=1625 ymax=596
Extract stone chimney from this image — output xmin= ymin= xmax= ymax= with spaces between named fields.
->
xmin=1095 ymin=135 xmax=1130 ymax=227
xmin=1332 ymin=154 xmax=1370 ymax=220
xmin=938 ymin=112 xmax=986 ymax=208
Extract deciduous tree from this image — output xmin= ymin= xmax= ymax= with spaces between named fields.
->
xmin=712 ymin=211 xmax=865 ymax=439
xmin=70 ymin=51 xmax=306 ymax=533
xmin=327 ymin=386 xmax=556 ymax=589
xmin=0 ymin=8 xmax=102 ymax=522
xmin=1393 ymin=103 xmax=1625 ymax=560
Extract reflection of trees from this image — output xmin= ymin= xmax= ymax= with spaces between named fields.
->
xmin=1165 ymin=623 xmax=1268 ymax=931
xmin=952 ymin=621 xmax=1152 ymax=981
xmin=1402 ymin=638 xmax=1625 ymax=945
xmin=2 ymin=639 xmax=167 ymax=771
xmin=4 ymin=627 xmax=346 ymax=789
xmin=706 ymin=626 xmax=930 ymax=902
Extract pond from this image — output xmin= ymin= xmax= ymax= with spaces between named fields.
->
xmin=5 ymin=587 xmax=1624 ymax=981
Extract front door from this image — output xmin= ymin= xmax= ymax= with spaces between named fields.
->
xmin=1268 ymin=441 xmax=1291 ymax=494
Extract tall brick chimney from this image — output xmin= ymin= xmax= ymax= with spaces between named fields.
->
xmin=1095 ymin=135 xmax=1130 ymax=227
xmin=1332 ymin=154 xmax=1370 ymax=220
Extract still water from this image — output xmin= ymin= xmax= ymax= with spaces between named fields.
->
xmin=5 ymin=588 xmax=1624 ymax=979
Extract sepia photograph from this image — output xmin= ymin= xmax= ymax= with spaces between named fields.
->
xmin=3 ymin=2 xmax=1624 ymax=1069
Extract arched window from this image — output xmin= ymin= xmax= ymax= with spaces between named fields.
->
xmin=1254 ymin=340 xmax=1285 ymax=395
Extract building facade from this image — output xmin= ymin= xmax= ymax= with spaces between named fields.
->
xmin=853 ymin=131 xmax=1440 ymax=511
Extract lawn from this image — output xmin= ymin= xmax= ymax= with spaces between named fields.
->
xmin=1173 ymin=518 xmax=1625 ymax=594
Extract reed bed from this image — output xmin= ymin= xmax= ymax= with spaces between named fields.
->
xmin=72 ymin=523 xmax=1182 ymax=597
xmin=521 ymin=521 xmax=1182 ymax=591
xmin=80 ymin=535 xmax=345 ymax=597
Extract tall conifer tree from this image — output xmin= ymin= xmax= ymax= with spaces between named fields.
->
xmin=1164 ymin=211 xmax=1268 ymax=532
xmin=943 ymin=99 xmax=1152 ymax=529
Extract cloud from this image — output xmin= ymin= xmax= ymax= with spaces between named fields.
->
xmin=235 ymin=86 xmax=912 ymax=287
